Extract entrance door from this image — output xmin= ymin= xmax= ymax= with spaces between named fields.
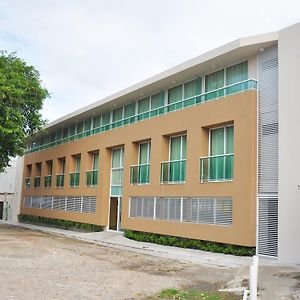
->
xmin=0 ymin=202 xmax=3 ymax=220
xmin=109 ymin=197 xmax=122 ymax=231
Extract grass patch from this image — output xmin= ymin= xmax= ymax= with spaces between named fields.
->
xmin=147 ymin=288 xmax=240 ymax=300
xmin=18 ymin=214 xmax=103 ymax=232
xmin=124 ymin=230 xmax=255 ymax=256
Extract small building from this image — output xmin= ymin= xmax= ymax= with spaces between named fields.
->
xmin=0 ymin=157 xmax=23 ymax=222
xmin=20 ymin=22 xmax=300 ymax=264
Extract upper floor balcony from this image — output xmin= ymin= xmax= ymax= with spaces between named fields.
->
xmin=26 ymin=79 xmax=257 ymax=154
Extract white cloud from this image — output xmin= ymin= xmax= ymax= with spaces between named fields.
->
xmin=0 ymin=0 xmax=300 ymax=121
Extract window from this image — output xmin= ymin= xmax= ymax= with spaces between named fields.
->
xmin=124 ymin=102 xmax=136 ymax=124
xmin=205 ymin=69 xmax=224 ymax=100
xmin=110 ymin=148 xmax=124 ymax=196
xmin=84 ymin=119 xmax=92 ymax=136
xmin=129 ymin=197 xmax=232 ymax=225
xmin=200 ymin=126 xmax=233 ymax=182
xmin=34 ymin=162 xmax=42 ymax=189
xmin=86 ymin=151 xmax=99 ymax=186
xmin=101 ymin=111 xmax=111 ymax=130
xmin=112 ymin=107 xmax=123 ymax=128
xmin=63 ymin=128 xmax=69 ymax=139
xmin=44 ymin=160 xmax=53 ymax=188
xmin=77 ymin=122 xmax=84 ymax=137
xmin=226 ymin=61 xmax=248 ymax=85
xmin=161 ymin=135 xmax=186 ymax=183
xmin=70 ymin=155 xmax=81 ymax=187
xmin=138 ymin=97 xmax=150 ymax=120
xmin=150 ymin=92 xmax=165 ymax=116
xmin=168 ymin=84 xmax=183 ymax=111
xmin=183 ymin=78 xmax=202 ymax=106
xmin=93 ymin=116 xmax=101 ymax=129
xmin=25 ymin=164 xmax=32 ymax=189
xmin=205 ymin=69 xmax=225 ymax=92
xmin=130 ymin=142 xmax=151 ymax=184
xmin=56 ymin=157 xmax=66 ymax=188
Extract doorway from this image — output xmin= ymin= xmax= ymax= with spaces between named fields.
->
xmin=109 ymin=197 xmax=122 ymax=231
xmin=0 ymin=202 xmax=3 ymax=220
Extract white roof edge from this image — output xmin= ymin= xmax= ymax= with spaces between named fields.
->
xmin=44 ymin=30 xmax=279 ymax=130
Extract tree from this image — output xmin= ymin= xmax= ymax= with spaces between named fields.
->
xmin=0 ymin=51 xmax=49 ymax=172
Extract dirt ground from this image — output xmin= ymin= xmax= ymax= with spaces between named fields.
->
xmin=0 ymin=224 xmax=240 ymax=300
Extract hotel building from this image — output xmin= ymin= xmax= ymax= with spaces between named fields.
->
xmin=20 ymin=22 xmax=300 ymax=264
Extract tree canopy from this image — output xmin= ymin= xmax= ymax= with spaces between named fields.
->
xmin=0 ymin=51 xmax=49 ymax=172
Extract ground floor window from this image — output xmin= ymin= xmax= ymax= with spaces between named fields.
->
xmin=129 ymin=196 xmax=232 ymax=226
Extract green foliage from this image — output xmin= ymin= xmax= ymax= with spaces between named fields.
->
xmin=0 ymin=51 xmax=49 ymax=171
xmin=158 ymin=288 xmax=221 ymax=300
xmin=18 ymin=214 xmax=103 ymax=232
xmin=124 ymin=230 xmax=255 ymax=256
xmin=156 ymin=288 xmax=239 ymax=300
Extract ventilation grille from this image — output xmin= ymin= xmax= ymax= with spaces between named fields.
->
xmin=257 ymin=45 xmax=278 ymax=258
xmin=262 ymin=123 xmax=278 ymax=135
xmin=130 ymin=197 xmax=232 ymax=226
xmin=262 ymin=57 xmax=278 ymax=70
xmin=23 ymin=195 xmax=96 ymax=214
xmin=258 ymin=197 xmax=278 ymax=257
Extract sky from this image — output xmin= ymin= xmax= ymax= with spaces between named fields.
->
xmin=0 ymin=0 xmax=300 ymax=123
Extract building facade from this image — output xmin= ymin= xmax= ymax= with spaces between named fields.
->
xmin=20 ymin=23 xmax=300 ymax=264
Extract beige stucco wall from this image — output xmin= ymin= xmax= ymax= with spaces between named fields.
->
xmin=22 ymin=90 xmax=257 ymax=246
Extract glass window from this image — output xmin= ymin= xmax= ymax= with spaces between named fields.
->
xmin=210 ymin=128 xmax=225 ymax=156
xmin=63 ymin=128 xmax=69 ymax=138
xmin=93 ymin=152 xmax=99 ymax=170
xmin=226 ymin=61 xmax=248 ymax=85
xmin=124 ymin=102 xmax=135 ymax=118
xmin=93 ymin=116 xmax=101 ymax=129
xmin=209 ymin=126 xmax=234 ymax=181
xmin=184 ymin=78 xmax=201 ymax=98
xmin=210 ymin=126 xmax=234 ymax=155
xmin=151 ymin=93 xmax=164 ymax=109
xmin=101 ymin=112 xmax=110 ymax=125
xmin=170 ymin=135 xmax=186 ymax=160
xmin=205 ymin=69 xmax=224 ymax=92
xmin=139 ymin=143 xmax=150 ymax=164
xmin=75 ymin=155 xmax=81 ymax=172
xmin=113 ymin=107 xmax=123 ymax=122
xmin=61 ymin=158 xmax=66 ymax=174
xmin=77 ymin=122 xmax=83 ymax=134
xmin=36 ymin=163 xmax=42 ymax=176
xmin=70 ymin=125 xmax=76 ymax=136
xmin=84 ymin=119 xmax=91 ymax=131
xmin=168 ymin=85 xmax=182 ymax=104
xmin=138 ymin=97 xmax=150 ymax=113
xmin=112 ymin=148 xmax=123 ymax=168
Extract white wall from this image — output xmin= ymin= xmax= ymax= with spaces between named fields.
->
xmin=278 ymin=22 xmax=300 ymax=264
xmin=0 ymin=159 xmax=17 ymax=193
xmin=0 ymin=157 xmax=23 ymax=222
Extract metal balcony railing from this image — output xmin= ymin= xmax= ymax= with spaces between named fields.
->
xmin=200 ymin=154 xmax=234 ymax=182
xmin=161 ymin=159 xmax=186 ymax=183
xmin=34 ymin=176 xmax=41 ymax=188
xmin=44 ymin=175 xmax=52 ymax=188
xmin=85 ymin=170 xmax=98 ymax=186
xmin=56 ymin=174 xmax=64 ymax=188
xmin=26 ymin=79 xmax=257 ymax=154
xmin=25 ymin=177 xmax=31 ymax=189
xmin=69 ymin=172 xmax=80 ymax=187
xmin=130 ymin=164 xmax=150 ymax=184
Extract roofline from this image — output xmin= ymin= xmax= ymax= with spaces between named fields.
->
xmin=44 ymin=30 xmax=278 ymax=130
